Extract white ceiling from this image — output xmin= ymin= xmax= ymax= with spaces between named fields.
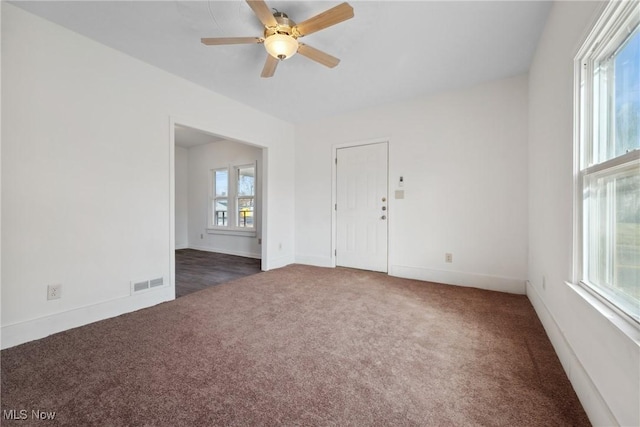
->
xmin=11 ymin=1 xmax=552 ymax=124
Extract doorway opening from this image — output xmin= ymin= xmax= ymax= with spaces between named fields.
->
xmin=171 ymin=122 xmax=266 ymax=297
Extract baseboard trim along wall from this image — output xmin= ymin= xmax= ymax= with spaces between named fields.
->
xmin=389 ymin=265 xmax=526 ymax=294
xmin=187 ymin=245 xmax=261 ymax=259
xmin=1 ymin=287 xmax=173 ymax=350
xmin=175 ymin=243 xmax=189 ymax=250
xmin=263 ymin=254 xmax=294 ymax=271
xmin=294 ymin=255 xmax=333 ymax=268
xmin=526 ymin=281 xmax=618 ymax=426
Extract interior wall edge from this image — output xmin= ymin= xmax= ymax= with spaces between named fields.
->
xmin=526 ymin=281 xmax=618 ymax=426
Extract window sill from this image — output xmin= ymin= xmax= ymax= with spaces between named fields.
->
xmin=206 ymin=228 xmax=256 ymax=237
xmin=566 ymin=281 xmax=640 ymax=346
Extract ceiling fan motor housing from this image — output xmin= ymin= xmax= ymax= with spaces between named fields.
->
xmin=264 ymin=12 xmax=297 ymax=38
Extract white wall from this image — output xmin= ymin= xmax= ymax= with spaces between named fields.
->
xmin=295 ymin=75 xmax=529 ymax=294
xmin=175 ymin=146 xmax=188 ymax=249
xmin=1 ymin=3 xmax=295 ymax=348
xmin=187 ymin=140 xmax=262 ymax=258
xmin=527 ymin=2 xmax=639 ymax=426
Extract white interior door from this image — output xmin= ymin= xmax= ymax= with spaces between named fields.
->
xmin=336 ymin=142 xmax=388 ymax=272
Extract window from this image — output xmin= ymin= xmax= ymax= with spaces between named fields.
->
xmin=576 ymin=1 xmax=640 ymax=323
xmin=236 ymin=165 xmax=255 ymax=228
xmin=209 ymin=163 xmax=257 ymax=232
xmin=213 ymin=168 xmax=229 ymax=226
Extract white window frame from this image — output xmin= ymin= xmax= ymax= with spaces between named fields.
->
xmin=574 ymin=0 xmax=640 ymax=325
xmin=207 ymin=162 xmax=257 ymax=237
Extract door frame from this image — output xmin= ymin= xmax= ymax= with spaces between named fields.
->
xmin=331 ymin=138 xmax=390 ymax=269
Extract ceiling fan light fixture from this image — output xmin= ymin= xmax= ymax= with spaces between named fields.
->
xmin=202 ymin=0 xmax=354 ymax=77
xmin=264 ymin=34 xmax=298 ymax=60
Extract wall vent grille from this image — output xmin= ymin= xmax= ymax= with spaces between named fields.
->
xmin=130 ymin=276 xmax=166 ymax=295
xmin=149 ymin=277 xmax=164 ymax=288
xmin=133 ymin=280 xmax=149 ymax=293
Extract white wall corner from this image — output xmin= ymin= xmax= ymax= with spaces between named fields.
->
xmin=389 ymin=265 xmax=526 ymax=294
xmin=526 ymin=282 xmax=619 ymax=427
xmin=1 ymin=289 xmax=173 ymax=350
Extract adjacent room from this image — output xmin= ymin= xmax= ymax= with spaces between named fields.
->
xmin=174 ymin=125 xmax=263 ymax=297
xmin=2 ymin=1 xmax=638 ymax=426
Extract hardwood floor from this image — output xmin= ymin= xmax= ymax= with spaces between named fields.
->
xmin=175 ymin=249 xmax=262 ymax=298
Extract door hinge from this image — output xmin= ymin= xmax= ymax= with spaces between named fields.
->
xmin=335 ymin=158 xmax=337 ymax=165
xmin=335 ymin=249 xmax=337 ymax=256
xmin=335 ymin=203 xmax=337 ymax=211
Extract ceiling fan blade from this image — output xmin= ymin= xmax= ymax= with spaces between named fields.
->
xmin=294 ymin=2 xmax=354 ymax=37
xmin=246 ymin=0 xmax=278 ymax=28
xmin=261 ymin=55 xmax=278 ymax=78
xmin=201 ymin=37 xmax=262 ymax=46
xmin=298 ymin=44 xmax=340 ymax=68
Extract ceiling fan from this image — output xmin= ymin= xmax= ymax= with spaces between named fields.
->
xmin=201 ymin=0 xmax=354 ymax=78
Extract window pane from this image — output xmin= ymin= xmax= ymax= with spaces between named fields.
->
xmin=215 ymin=170 xmax=228 ymax=197
xmin=593 ymin=27 xmax=640 ymax=164
xmin=237 ymin=198 xmax=254 ymax=228
xmin=585 ymin=174 xmax=612 ymax=287
xmin=593 ymin=57 xmax=612 ymax=163
xmin=584 ymin=167 xmax=640 ymax=317
xmin=614 ymin=27 xmax=640 ymax=158
xmin=214 ymin=199 xmax=227 ymax=226
xmin=615 ymin=172 xmax=640 ymax=296
xmin=237 ymin=167 xmax=255 ymax=197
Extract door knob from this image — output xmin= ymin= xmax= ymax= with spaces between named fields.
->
xmin=381 ymin=215 xmax=387 ymax=220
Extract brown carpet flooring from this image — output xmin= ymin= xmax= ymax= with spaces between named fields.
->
xmin=175 ymin=249 xmax=262 ymax=298
xmin=1 ymin=265 xmax=590 ymax=426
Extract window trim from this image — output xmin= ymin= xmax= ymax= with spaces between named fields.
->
xmin=573 ymin=0 xmax=640 ymax=327
xmin=207 ymin=162 xmax=257 ymax=237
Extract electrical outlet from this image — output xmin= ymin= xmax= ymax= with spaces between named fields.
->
xmin=258 ymin=238 xmax=262 ymax=245
xmin=47 ymin=284 xmax=62 ymax=300
xmin=445 ymin=253 xmax=453 ymax=263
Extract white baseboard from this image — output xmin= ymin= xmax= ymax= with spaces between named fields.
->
xmin=389 ymin=264 xmax=526 ymax=294
xmin=295 ymin=254 xmax=332 ymax=268
xmin=526 ymin=282 xmax=618 ymax=426
xmin=1 ymin=287 xmax=173 ymax=350
xmin=187 ymin=245 xmax=261 ymax=259
xmin=175 ymin=243 xmax=188 ymax=250
xmin=263 ymin=254 xmax=293 ymax=271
